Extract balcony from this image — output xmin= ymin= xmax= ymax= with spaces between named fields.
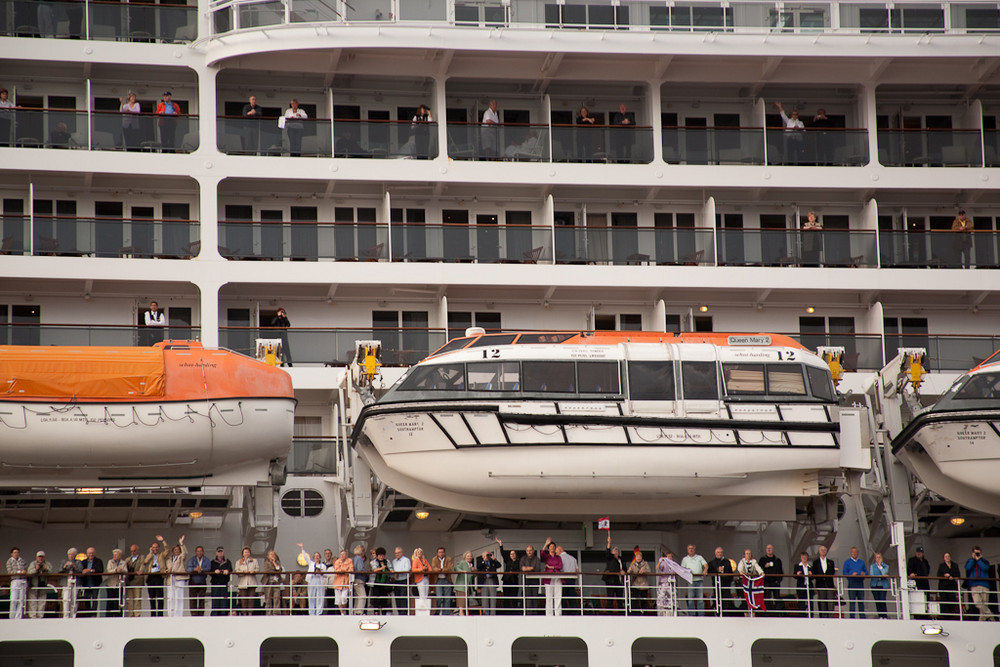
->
xmin=717 ymin=229 xmax=877 ymax=268
xmin=390 ymin=223 xmax=552 ymax=263
xmin=219 ymin=327 xmax=448 ymax=365
xmin=554 ymin=226 xmax=714 ymax=265
xmin=877 ymin=129 xmax=984 ymax=167
xmin=218 ymin=221 xmax=388 ymax=261
xmin=878 ymin=229 xmax=995 ymax=269
xmin=1 ymin=215 xmax=200 ymax=258
xmin=0 ymin=324 xmax=199 ymax=347
xmin=0 ymin=0 xmax=197 ymax=42
xmin=790 ymin=333 xmax=883 ymax=371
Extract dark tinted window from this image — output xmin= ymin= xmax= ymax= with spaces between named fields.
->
xmin=468 ymin=334 xmax=517 ymax=347
xmin=953 ymin=373 xmax=1000 ymax=400
xmin=681 ymin=361 xmax=718 ymax=400
xmin=523 ymin=361 xmax=576 ymax=392
xmin=578 ymin=362 xmax=620 ymax=394
xmin=431 ymin=337 xmax=473 ymax=355
xmin=397 ymin=363 xmax=466 ymax=391
xmin=516 ymin=333 xmax=575 ymax=344
xmin=628 ymin=361 xmax=675 ymax=400
xmin=807 ymin=366 xmax=836 ymax=401
xmin=466 ymin=362 xmax=521 ymax=391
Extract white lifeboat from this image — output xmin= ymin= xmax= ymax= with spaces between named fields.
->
xmin=351 ymin=331 xmax=870 ymax=520
xmin=0 ymin=341 xmax=296 ymax=487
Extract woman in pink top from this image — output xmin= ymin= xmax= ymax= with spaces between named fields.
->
xmin=541 ymin=540 xmax=563 ymax=616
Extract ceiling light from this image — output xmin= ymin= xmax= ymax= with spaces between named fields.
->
xmin=699 ymin=305 xmax=709 ymax=313
xmin=76 ymin=488 xmax=104 ymax=495
xmin=949 ymin=517 xmax=965 ymax=526
xmin=414 ymin=510 xmax=430 ymax=520
xmin=921 ymin=624 xmax=947 ymax=636
xmin=188 ymin=511 xmax=203 ymax=519
xmin=805 ymin=306 xmax=816 ymax=314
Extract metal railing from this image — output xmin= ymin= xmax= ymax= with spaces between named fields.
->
xmin=0 ymin=324 xmax=199 ymax=347
xmin=0 ymin=108 xmax=199 ymax=153
xmin=0 ymin=215 xmax=199 ymax=258
xmin=217 ymin=327 xmax=449 ymax=365
xmin=554 ymin=226 xmax=715 ymax=265
xmin=878 ymin=229 xmax=992 ymax=269
xmin=3 ymin=570 xmax=995 ymax=621
xmin=764 ymin=128 xmax=870 ymax=166
xmin=0 ymin=0 xmax=197 ymax=42
xmin=549 ymin=125 xmax=655 ymax=164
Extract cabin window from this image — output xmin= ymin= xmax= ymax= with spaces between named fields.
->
xmin=768 ymin=366 xmax=807 ymax=395
xmin=523 ymin=361 xmax=576 ymax=393
xmin=953 ymin=373 xmax=1000 ymax=400
xmin=681 ymin=361 xmax=718 ymax=400
xmin=432 ymin=336 xmax=473 ymax=356
xmin=807 ymin=366 xmax=836 ymax=401
xmin=627 ymin=361 xmax=676 ymax=400
xmin=723 ymin=363 xmax=766 ymax=394
xmin=397 ymin=363 xmax=466 ymax=391
xmin=516 ymin=332 xmax=575 ymax=344
xmin=466 ymin=361 xmax=520 ymax=391
xmin=468 ymin=333 xmax=517 ymax=347
xmin=577 ymin=361 xmax=620 ymax=394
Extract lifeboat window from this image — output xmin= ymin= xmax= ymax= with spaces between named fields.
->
xmin=466 ymin=361 xmax=521 ymax=391
xmin=578 ymin=361 xmax=621 ymax=394
xmin=523 ymin=361 xmax=576 ymax=393
xmin=682 ymin=361 xmax=719 ymax=400
xmin=627 ymin=360 xmax=676 ymax=400
xmin=397 ymin=363 xmax=466 ymax=391
xmin=767 ymin=365 xmax=807 ymax=395
xmin=467 ymin=333 xmax=518 ymax=347
xmin=723 ymin=363 xmax=766 ymax=394
xmin=430 ymin=337 xmax=474 ymax=356
xmin=516 ymin=332 xmax=576 ymax=344
xmin=953 ymin=373 xmax=1000 ymax=400
xmin=807 ymin=365 xmax=836 ymax=401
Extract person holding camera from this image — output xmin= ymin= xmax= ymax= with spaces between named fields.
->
xmin=965 ymin=546 xmax=996 ymax=621
xmin=476 ymin=548 xmax=502 ymax=615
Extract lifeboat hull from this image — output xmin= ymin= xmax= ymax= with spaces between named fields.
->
xmin=0 ymin=342 xmax=296 ymax=487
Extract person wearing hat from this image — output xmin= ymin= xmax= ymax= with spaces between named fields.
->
xmin=27 ymin=551 xmax=52 ymax=618
xmin=155 ymin=91 xmax=181 ymax=153
xmin=907 ymin=545 xmax=931 ymax=619
xmin=209 ymin=546 xmax=233 ymax=616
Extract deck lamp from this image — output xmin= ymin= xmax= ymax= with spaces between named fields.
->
xmin=921 ymin=625 xmax=948 ymax=636
xmin=359 ymin=618 xmax=386 ymax=631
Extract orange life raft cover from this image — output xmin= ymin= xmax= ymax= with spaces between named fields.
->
xmin=0 ymin=345 xmax=166 ymax=399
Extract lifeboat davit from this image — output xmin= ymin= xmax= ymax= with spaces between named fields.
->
xmin=891 ymin=355 xmax=1000 ymax=515
xmin=0 ymin=341 xmax=296 ymax=487
xmin=351 ymin=331 xmax=870 ymax=520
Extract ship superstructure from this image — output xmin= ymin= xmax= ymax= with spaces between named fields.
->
xmin=2 ymin=1 xmax=1000 ymax=665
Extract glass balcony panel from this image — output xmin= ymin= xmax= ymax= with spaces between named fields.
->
xmin=343 ymin=0 xmax=396 ymax=22
xmin=717 ymin=229 xmax=876 ymax=267
xmin=218 ymin=116 xmax=332 ymax=157
xmin=289 ymin=0 xmax=344 ymax=24
xmin=390 ymin=223 xmax=551 ymax=263
xmin=0 ymin=324 xmax=198 ymax=347
xmin=22 ymin=216 xmax=199 ymax=258
xmin=219 ymin=327 xmax=447 ymax=365
xmin=984 ymin=129 xmax=1000 ymax=167
xmin=550 ymin=125 xmax=654 ymax=163
xmin=0 ymin=214 xmax=29 ymax=255
xmin=954 ymin=5 xmax=1000 ymax=33
xmin=218 ymin=221 xmax=388 ymax=261
xmin=789 ymin=333 xmax=883 ymax=371
xmin=2 ymin=0 xmax=85 ymax=38
xmin=922 ymin=336 xmax=1000 ymax=371
xmin=398 ymin=0 xmax=446 ymax=21
xmin=877 ymin=129 xmax=983 ymax=167
xmin=661 ymin=127 xmax=765 ymax=165
xmin=0 ymin=108 xmax=87 ymax=149
xmin=765 ymin=128 xmax=869 ymax=165
xmin=92 ymin=110 xmax=198 ymax=153
xmin=552 ymin=226 xmax=713 ymax=265
xmin=878 ymin=230 xmax=989 ymax=269
xmin=332 ymin=119 xmax=437 ymax=159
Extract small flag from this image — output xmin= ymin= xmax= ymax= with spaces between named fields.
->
xmin=742 ymin=573 xmax=767 ymax=611
xmin=597 ymin=517 xmax=610 ymax=530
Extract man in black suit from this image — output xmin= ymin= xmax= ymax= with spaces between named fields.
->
xmin=760 ymin=543 xmax=784 ymax=616
xmin=611 ymin=103 xmax=636 ymax=162
xmin=707 ymin=546 xmax=736 ymax=616
xmin=242 ymin=94 xmax=263 ymax=153
xmin=79 ymin=546 xmax=105 ymax=616
xmin=811 ymin=545 xmax=836 ymax=617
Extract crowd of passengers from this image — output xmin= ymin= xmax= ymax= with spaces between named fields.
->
xmin=4 ymin=535 xmax=998 ymax=621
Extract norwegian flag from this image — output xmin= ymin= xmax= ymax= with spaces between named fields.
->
xmin=597 ymin=517 xmax=610 ymax=530
xmin=742 ymin=573 xmax=767 ymax=611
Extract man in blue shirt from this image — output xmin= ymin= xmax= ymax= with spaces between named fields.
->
xmin=391 ymin=546 xmax=411 ymax=615
xmin=843 ymin=546 xmax=868 ymax=619
xmin=186 ymin=546 xmax=212 ymax=616
xmin=965 ymin=546 xmax=997 ymax=621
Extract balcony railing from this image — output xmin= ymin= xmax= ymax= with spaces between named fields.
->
xmin=661 ymin=127 xmax=766 ymax=165
xmin=218 ymin=221 xmax=388 ymax=261
xmin=0 ymin=324 xmax=199 ymax=347
xmin=985 ymin=129 xmax=1000 ymax=167
xmin=790 ymin=333 xmax=884 ymax=371
xmin=878 ymin=229 xmax=992 ymax=269
xmin=207 ymin=0 xmax=1000 ymax=37
xmin=390 ymin=223 xmax=551 ymax=263
xmin=0 ymin=108 xmax=199 ymax=153
xmin=550 ymin=125 xmax=654 ymax=164
xmin=0 ymin=0 xmax=197 ymax=42
xmin=220 ymin=327 xmax=448 ymax=365
xmin=877 ymin=129 xmax=985 ymax=167
xmin=554 ymin=226 xmax=715 ymax=265
xmin=717 ymin=229 xmax=877 ymax=268
xmin=0 ymin=215 xmax=200 ymax=258
xmin=764 ymin=128 xmax=870 ymax=166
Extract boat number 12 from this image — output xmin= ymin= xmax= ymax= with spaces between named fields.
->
xmin=775 ymin=350 xmax=796 ymax=360
xmin=482 ymin=349 xmax=501 ymax=359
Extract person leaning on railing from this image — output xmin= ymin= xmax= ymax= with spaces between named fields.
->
xmin=261 ymin=549 xmax=284 ymax=615
xmin=104 ymin=549 xmax=128 ymax=617
xmin=869 ymin=552 xmax=891 ymax=619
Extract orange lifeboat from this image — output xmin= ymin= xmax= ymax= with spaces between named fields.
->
xmin=0 ymin=341 xmax=295 ymax=487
